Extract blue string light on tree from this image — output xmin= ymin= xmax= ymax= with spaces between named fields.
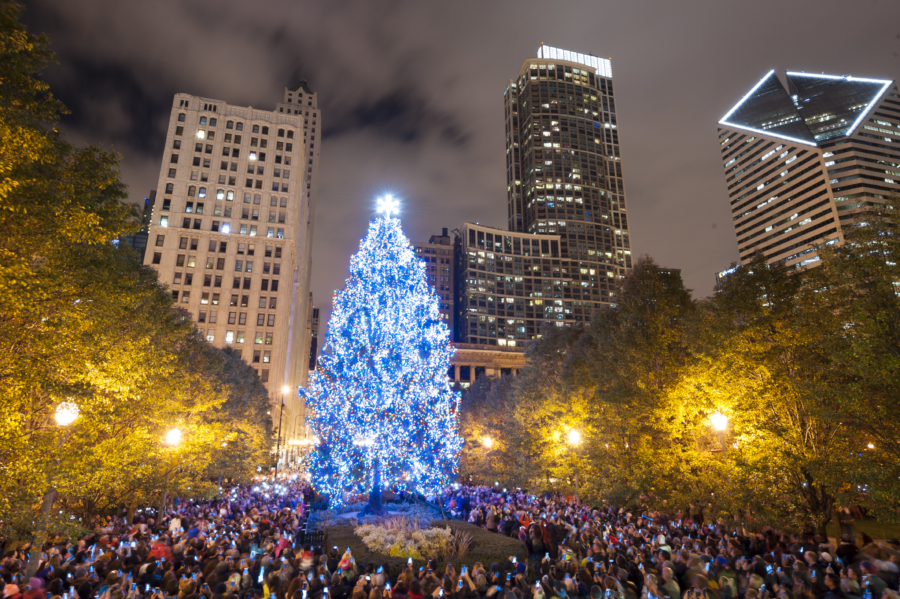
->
xmin=302 ymin=194 xmax=462 ymax=512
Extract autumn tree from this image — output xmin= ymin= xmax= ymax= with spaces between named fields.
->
xmin=0 ymin=1 xmax=273 ymax=550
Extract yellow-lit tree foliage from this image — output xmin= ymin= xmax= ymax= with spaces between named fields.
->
xmin=460 ymin=235 xmax=900 ymax=533
xmin=0 ymin=1 xmax=272 ymax=543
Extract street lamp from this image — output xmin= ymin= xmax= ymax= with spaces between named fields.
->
xmin=711 ymin=412 xmax=728 ymax=456
xmin=165 ymin=428 xmax=182 ymax=446
xmin=159 ymin=427 xmax=181 ymax=516
xmin=26 ymin=402 xmax=80 ymax=578
xmin=482 ymin=436 xmax=493 ymax=474
xmin=54 ymin=402 xmax=79 ymax=426
xmin=567 ymin=429 xmax=582 ymax=494
xmin=274 ymin=386 xmax=289 ymax=481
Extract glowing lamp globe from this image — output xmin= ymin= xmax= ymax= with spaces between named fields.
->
xmin=165 ymin=428 xmax=182 ymax=446
xmin=483 ymin=436 xmax=493 ymax=449
xmin=54 ymin=402 xmax=79 ymax=426
xmin=567 ymin=429 xmax=582 ymax=446
xmin=711 ymin=412 xmax=728 ymax=431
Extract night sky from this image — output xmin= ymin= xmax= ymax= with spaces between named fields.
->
xmin=24 ymin=0 xmax=900 ymax=329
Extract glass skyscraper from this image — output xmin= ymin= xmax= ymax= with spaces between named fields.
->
xmin=454 ymin=46 xmax=632 ymax=348
xmin=504 ymin=45 xmax=631 ymax=311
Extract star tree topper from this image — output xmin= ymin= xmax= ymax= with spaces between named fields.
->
xmin=376 ymin=195 xmax=400 ymax=218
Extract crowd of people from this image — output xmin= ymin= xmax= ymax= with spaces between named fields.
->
xmin=2 ymin=482 xmax=899 ymax=599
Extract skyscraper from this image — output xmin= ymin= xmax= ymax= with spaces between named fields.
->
xmin=455 ymin=44 xmax=629 ymax=347
xmin=717 ymin=70 xmax=899 ymax=269
xmin=504 ymin=45 xmax=631 ymax=311
xmin=143 ymin=82 xmax=321 ymax=441
xmin=411 ymin=228 xmax=455 ymax=325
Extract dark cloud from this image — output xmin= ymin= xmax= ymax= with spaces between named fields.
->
xmin=23 ymin=0 xmax=900 ymax=330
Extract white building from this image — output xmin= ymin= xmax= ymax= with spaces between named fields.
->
xmin=718 ymin=70 xmax=899 ymax=270
xmin=143 ymin=81 xmax=321 ymax=444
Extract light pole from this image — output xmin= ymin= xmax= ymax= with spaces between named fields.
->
xmin=567 ymin=429 xmax=582 ymax=496
xmin=159 ymin=428 xmax=181 ymax=517
xmin=26 ymin=402 xmax=79 ymax=578
xmin=711 ymin=412 xmax=728 ymax=457
xmin=482 ymin=436 xmax=493 ymax=476
xmin=274 ymin=386 xmax=289 ymax=481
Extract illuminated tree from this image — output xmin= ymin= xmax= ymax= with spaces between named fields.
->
xmin=0 ymin=3 xmax=273 ymax=545
xmin=304 ymin=210 xmax=462 ymax=511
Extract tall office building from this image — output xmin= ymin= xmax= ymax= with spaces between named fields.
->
xmin=504 ymin=45 xmax=631 ymax=312
xmin=455 ymin=222 xmax=579 ymax=345
xmin=308 ymin=304 xmax=319 ymax=373
xmin=411 ymin=228 xmax=455 ymax=325
xmin=717 ymin=70 xmax=899 ymax=269
xmin=143 ymin=82 xmax=321 ymax=442
xmin=121 ymin=191 xmax=156 ymax=259
xmin=452 ymin=45 xmax=628 ymax=347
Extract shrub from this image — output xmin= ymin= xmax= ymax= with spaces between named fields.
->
xmin=355 ymin=516 xmax=452 ymax=559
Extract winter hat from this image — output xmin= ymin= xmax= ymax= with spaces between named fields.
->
xmin=3 ymin=587 xmax=20 ymax=598
xmin=28 ymin=580 xmax=43 ymax=591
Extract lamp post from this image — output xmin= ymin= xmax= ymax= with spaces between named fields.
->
xmin=711 ymin=412 xmax=728 ymax=457
xmin=482 ymin=437 xmax=493 ymax=474
xmin=274 ymin=386 xmax=289 ymax=482
xmin=159 ymin=427 xmax=181 ymax=517
xmin=567 ymin=429 xmax=582 ymax=496
xmin=25 ymin=402 xmax=79 ymax=578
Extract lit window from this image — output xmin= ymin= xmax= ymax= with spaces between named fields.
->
xmin=159 ymin=216 xmax=168 ymax=227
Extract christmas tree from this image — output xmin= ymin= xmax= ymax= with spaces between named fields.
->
xmin=303 ymin=199 xmax=462 ymax=511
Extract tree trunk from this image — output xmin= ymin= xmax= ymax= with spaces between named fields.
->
xmin=25 ymin=487 xmax=55 ymax=579
xmin=358 ymin=457 xmax=386 ymax=517
xmin=126 ymin=495 xmax=138 ymax=526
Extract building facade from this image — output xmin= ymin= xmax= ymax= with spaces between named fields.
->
xmin=454 ymin=222 xmax=615 ymax=346
xmin=411 ymin=228 xmax=455 ymax=325
xmin=449 ymin=343 xmax=525 ymax=389
xmin=308 ymin=304 xmax=319 ymax=373
xmin=142 ymin=83 xmax=321 ymax=442
xmin=504 ymin=45 xmax=631 ymax=314
xmin=121 ymin=191 xmax=156 ymax=259
xmin=718 ymin=70 xmax=899 ymax=268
